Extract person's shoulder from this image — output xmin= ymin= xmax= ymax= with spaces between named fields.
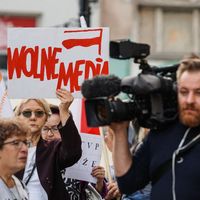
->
xmin=149 ymin=119 xmax=181 ymax=134
xmin=12 ymin=175 xmax=29 ymax=199
xmin=12 ymin=176 xmax=27 ymax=190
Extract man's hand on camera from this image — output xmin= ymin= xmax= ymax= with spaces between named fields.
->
xmin=109 ymin=121 xmax=129 ymax=135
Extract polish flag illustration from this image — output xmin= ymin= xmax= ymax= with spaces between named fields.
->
xmin=62 ymin=28 xmax=103 ymax=55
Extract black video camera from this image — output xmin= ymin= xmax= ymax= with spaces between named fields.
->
xmin=81 ymin=40 xmax=178 ymax=129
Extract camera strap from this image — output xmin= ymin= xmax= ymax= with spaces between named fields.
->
xmin=25 ymin=163 xmax=36 ymax=185
xmin=152 ymin=131 xmax=200 ymax=185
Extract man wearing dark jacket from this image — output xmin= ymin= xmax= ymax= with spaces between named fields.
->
xmin=110 ymin=55 xmax=200 ymax=200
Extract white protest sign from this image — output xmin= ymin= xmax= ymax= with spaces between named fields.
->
xmin=64 ymin=99 xmax=102 ymax=183
xmin=0 ymin=71 xmax=13 ymax=118
xmin=7 ymin=27 xmax=109 ymax=98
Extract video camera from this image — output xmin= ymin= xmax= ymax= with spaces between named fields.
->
xmin=81 ymin=40 xmax=179 ymax=129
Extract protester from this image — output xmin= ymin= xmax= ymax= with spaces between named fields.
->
xmin=122 ymin=127 xmax=151 ymax=200
xmin=0 ymin=118 xmax=30 ymax=200
xmin=41 ymin=103 xmax=108 ymax=199
xmin=103 ymin=127 xmax=122 ymax=200
xmin=104 ymin=125 xmax=151 ymax=200
xmin=14 ymin=89 xmax=82 ymax=200
xmin=41 ymin=104 xmax=60 ymax=142
xmin=103 ymin=125 xmax=151 ymax=200
xmin=110 ymin=55 xmax=200 ymax=200
xmin=105 ymin=181 xmax=121 ymax=200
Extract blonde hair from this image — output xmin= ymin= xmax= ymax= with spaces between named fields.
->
xmin=14 ymin=99 xmax=51 ymax=117
xmin=177 ymin=54 xmax=200 ymax=81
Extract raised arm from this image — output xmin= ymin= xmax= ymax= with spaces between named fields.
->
xmin=56 ymin=89 xmax=82 ymax=168
xmin=109 ymin=121 xmax=132 ymax=177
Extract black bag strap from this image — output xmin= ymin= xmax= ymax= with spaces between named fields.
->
xmin=25 ymin=163 xmax=36 ymax=185
xmin=19 ymin=179 xmax=26 ymax=189
xmin=152 ymin=134 xmax=200 ymax=185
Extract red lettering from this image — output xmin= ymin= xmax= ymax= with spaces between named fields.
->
xmin=84 ymin=60 xmax=96 ymax=79
xmin=57 ymin=60 xmax=85 ymax=92
xmin=8 ymin=46 xmax=62 ymax=81
xmin=7 ymin=46 xmax=44 ymax=79
xmin=8 ymin=44 xmax=108 ymax=94
xmin=8 ymin=46 xmax=39 ymax=79
xmin=7 ymin=46 xmax=27 ymax=79
xmin=100 ymin=61 xmax=109 ymax=75
xmin=40 ymin=47 xmax=62 ymax=81
xmin=71 ymin=60 xmax=84 ymax=91
xmin=22 ymin=47 xmax=39 ymax=77
xmin=56 ymin=62 xmax=73 ymax=91
xmin=84 ymin=58 xmax=109 ymax=79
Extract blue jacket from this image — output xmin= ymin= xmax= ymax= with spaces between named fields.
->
xmin=117 ymin=120 xmax=200 ymax=200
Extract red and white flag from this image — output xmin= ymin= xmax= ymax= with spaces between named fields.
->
xmin=0 ymin=71 xmax=13 ymax=118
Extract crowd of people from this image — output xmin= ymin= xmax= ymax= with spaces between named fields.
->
xmin=0 ymin=87 xmax=121 ymax=200
xmin=1 ymin=54 xmax=200 ymax=200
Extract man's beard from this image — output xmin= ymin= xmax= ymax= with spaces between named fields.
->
xmin=179 ymin=104 xmax=200 ymax=127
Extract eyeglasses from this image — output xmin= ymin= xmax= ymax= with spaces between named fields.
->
xmin=42 ymin=126 xmax=59 ymax=134
xmin=3 ymin=140 xmax=31 ymax=149
xmin=20 ymin=110 xmax=46 ymax=118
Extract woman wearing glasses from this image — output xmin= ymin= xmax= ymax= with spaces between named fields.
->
xmin=41 ymin=104 xmax=61 ymax=142
xmin=41 ymin=104 xmax=108 ymax=200
xmin=0 ymin=118 xmax=30 ymax=200
xmin=14 ymin=89 xmax=82 ymax=200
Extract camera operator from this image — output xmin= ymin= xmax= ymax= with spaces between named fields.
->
xmin=110 ymin=55 xmax=200 ymax=200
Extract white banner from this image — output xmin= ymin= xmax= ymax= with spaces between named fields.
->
xmin=65 ymin=99 xmax=102 ymax=183
xmin=7 ymin=27 xmax=109 ymax=98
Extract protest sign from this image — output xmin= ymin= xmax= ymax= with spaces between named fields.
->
xmin=0 ymin=71 xmax=13 ymax=117
xmin=7 ymin=26 xmax=109 ymax=183
xmin=7 ymin=27 xmax=109 ymax=98
xmin=64 ymin=99 xmax=102 ymax=183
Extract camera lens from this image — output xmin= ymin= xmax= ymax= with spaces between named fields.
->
xmin=96 ymin=102 xmax=109 ymax=122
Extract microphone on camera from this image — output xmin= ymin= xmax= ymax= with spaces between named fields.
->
xmin=81 ymin=75 xmax=121 ymax=98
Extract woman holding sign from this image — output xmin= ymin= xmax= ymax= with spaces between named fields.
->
xmin=14 ymin=89 xmax=82 ymax=200
xmin=42 ymin=104 xmax=108 ymax=199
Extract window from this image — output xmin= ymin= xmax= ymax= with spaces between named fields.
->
xmin=136 ymin=5 xmax=200 ymax=59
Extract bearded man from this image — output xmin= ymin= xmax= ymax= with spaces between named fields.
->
xmin=109 ymin=55 xmax=200 ymax=200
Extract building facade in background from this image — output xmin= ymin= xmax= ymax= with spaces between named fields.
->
xmin=100 ymin=0 xmax=200 ymax=62
xmin=0 ymin=0 xmax=99 ymax=79
xmin=1 ymin=0 xmax=200 ymax=79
